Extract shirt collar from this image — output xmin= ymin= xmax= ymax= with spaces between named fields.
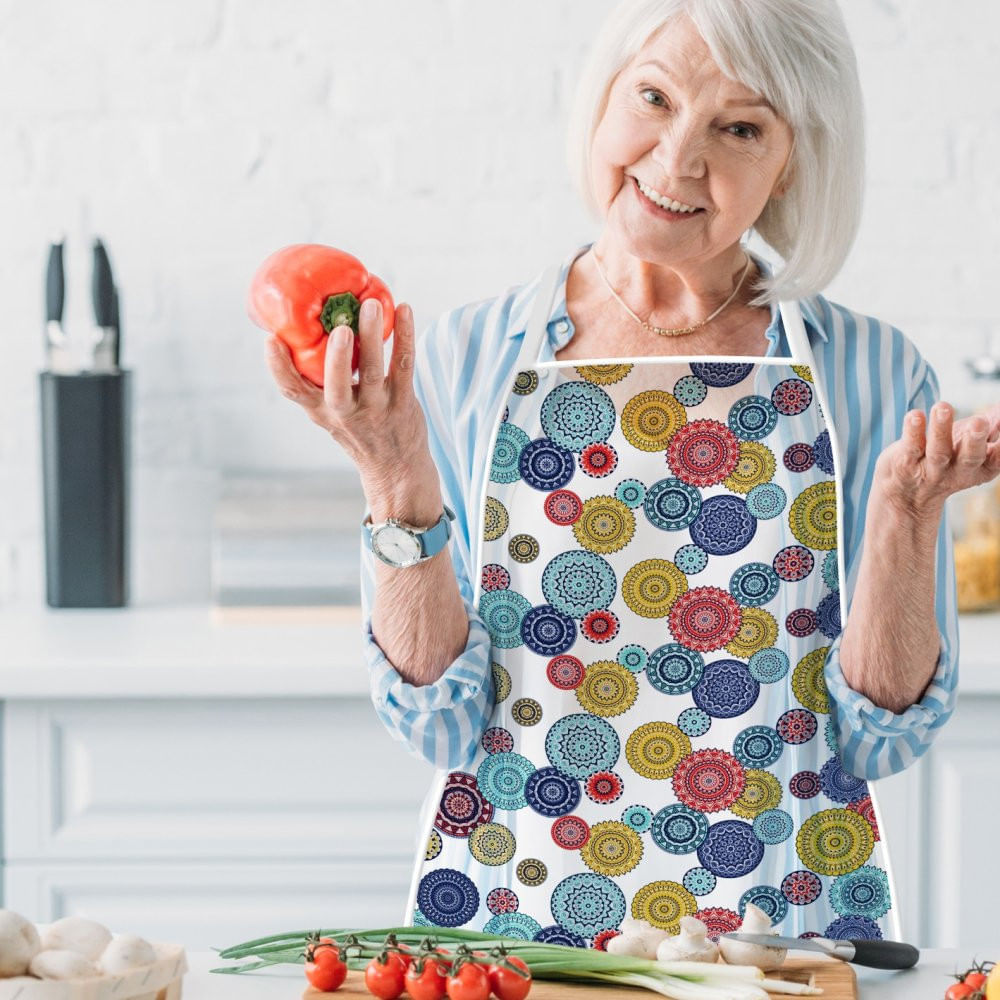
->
xmin=506 ymin=241 xmax=828 ymax=344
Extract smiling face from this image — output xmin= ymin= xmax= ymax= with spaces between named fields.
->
xmin=590 ymin=14 xmax=795 ymax=268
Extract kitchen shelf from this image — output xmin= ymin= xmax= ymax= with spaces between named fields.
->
xmin=0 ymin=601 xmax=996 ymax=700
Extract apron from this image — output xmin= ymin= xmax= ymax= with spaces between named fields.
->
xmin=402 ymin=258 xmax=902 ymax=946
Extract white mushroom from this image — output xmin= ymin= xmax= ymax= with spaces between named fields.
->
xmin=607 ymin=917 xmax=670 ymax=959
xmin=28 ymin=948 xmax=101 ymax=979
xmin=99 ymin=933 xmax=157 ymax=974
xmin=0 ymin=909 xmax=42 ymax=977
xmin=40 ymin=916 xmax=112 ymax=961
xmin=718 ymin=902 xmax=788 ymax=971
xmin=656 ymin=916 xmax=720 ymax=963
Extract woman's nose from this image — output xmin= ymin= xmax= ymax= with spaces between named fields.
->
xmin=652 ymin=118 xmax=708 ymax=178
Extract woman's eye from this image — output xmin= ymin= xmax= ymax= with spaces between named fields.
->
xmin=638 ymin=86 xmax=760 ymax=141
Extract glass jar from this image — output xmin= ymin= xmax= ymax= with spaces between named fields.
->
xmin=949 ymin=339 xmax=1000 ymax=613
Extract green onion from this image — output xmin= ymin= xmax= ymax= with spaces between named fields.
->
xmin=209 ymin=924 xmax=787 ymax=998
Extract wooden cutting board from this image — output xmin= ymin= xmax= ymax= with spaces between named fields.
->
xmin=304 ymin=956 xmax=857 ymax=998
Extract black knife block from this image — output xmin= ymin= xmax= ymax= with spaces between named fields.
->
xmin=39 ymin=371 xmax=131 ymax=608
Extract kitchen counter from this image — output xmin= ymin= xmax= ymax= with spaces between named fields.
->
xmin=181 ymin=948 xmax=983 ymax=998
xmin=0 ymin=601 xmax=997 ymax=698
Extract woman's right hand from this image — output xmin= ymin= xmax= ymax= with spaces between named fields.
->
xmin=264 ymin=298 xmax=432 ymax=482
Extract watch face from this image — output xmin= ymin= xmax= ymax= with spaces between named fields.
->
xmin=373 ymin=524 xmax=421 ymax=566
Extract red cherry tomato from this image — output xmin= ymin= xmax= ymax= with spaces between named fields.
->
xmin=488 ymin=955 xmax=532 ymax=1000
xmin=966 ymin=973 xmax=989 ymax=991
xmin=365 ymin=954 xmax=406 ymax=1000
xmin=405 ymin=956 xmax=449 ymax=1000
xmin=946 ymin=985 xmax=977 ymax=1000
xmin=446 ymin=961 xmax=490 ymax=1000
xmin=305 ymin=947 xmax=347 ymax=992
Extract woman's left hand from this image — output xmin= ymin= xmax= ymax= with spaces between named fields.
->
xmin=873 ymin=399 xmax=1000 ymax=517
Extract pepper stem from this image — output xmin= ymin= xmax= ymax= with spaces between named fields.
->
xmin=320 ymin=292 xmax=361 ymax=334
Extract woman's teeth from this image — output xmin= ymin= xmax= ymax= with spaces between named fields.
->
xmin=635 ymin=178 xmax=701 ymax=213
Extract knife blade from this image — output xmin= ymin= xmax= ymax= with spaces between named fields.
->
xmin=44 ymin=235 xmax=76 ymax=373
xmin=720 ymin=932 xmax=920 ymax=970
xmin=90 ymin=237 xmax=118 ymax=372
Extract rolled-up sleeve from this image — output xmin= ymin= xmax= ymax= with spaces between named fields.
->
xmin=359 ymin=307 xmax=495 ymax=770
xmin=824 ymin=358 xmax=960 ymax=780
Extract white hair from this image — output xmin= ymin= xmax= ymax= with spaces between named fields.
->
xmin=565 ymin=0 xmax=866 ymax=307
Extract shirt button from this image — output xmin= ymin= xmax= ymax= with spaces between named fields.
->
xmin=554 ymin=319 xmax=570 ymax=333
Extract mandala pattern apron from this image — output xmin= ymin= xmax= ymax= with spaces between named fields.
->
xmin=403 ymin=261 xmax=902 ymax=946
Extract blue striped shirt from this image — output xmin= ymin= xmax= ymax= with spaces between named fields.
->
xmin=360 ymin=239 xmax=960 ymax=781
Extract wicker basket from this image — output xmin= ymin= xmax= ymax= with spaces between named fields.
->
xmin=0 ymin=941 xmax=187 ymax=1000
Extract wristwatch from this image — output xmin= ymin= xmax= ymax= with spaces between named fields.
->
xmin=362 ymin=503 xmax=457 ymax=568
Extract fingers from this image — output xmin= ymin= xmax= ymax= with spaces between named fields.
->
xmin=356 ymin=297 xmax=388 ymax=407
xmin=388 ymin=303 xmax=416 ymax=391
xmin=924 ymin=401 xmax=954 ymax=478
xmin=323 ymin=324 xmax=356 ymax=412
xmin=900 ymin=408 xmax=927 ymax=464
xmin=956 ymin=414 xmax=989 ymax=468
xmin=266 ymin=336 xmax=324 ymax=410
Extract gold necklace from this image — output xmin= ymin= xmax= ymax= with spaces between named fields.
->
xmin=591 ymin=248 xmax=754 ymax=337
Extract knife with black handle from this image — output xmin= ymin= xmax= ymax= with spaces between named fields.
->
xmin=90 ymin=237 xmax=118 ymax=372
xmin=44 ymin=236 xmax=75 ymax=373
xmin=721 ymin=932 xmax=920 ymax=970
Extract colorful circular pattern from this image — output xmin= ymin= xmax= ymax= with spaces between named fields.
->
xmin=819 ymin=756 xmax=868 ymax=804
xmin=621 ymin=559 xmax=689 ymax=619
xmin=573 ymin=496 xmax=636 ymax=555
xmin=544 ymin=489 xmax=583 ymax=526
xmin=670 ymin=587 xmax=744 ymax=652
xmin=546 ymin=713 xmax=621 ymax=779
xmin=739 ymin=885 xmax=788 ymax=924
xmin=552 ymin=815 xmax=591 ymax=850
xmin=511 ymin=697 xmax=544 ymax=726
xmin=672 ymin=748 xmax=746 ymax=813
xmin=782 ymin=870 xmax=823 ymax=905
xmin=547 ymin=654 xmax=585 ymax=690
xmin=525 ymin=766 xmax=582 ymax=817
xmin=777 ymin=709 xmax=818 ymax=745
xmin=580 ymin=821 xmax=644 ymax=876
xmin=482 ymin=727 xmax=515 ymax=754
xmin=550 ymin=872 xmax=627 ymax=937
xmin=829 ymin=866 xmax=891 ymax=920
xmin=650 ymin=803 xmax=709 ymax=854
xmin=689 ymin=496 xmax=757 ymax=557
xmin=477 ymin=752 xmax=535 ymax=810
xmin=683 ymin=867 xmax=717 ymax=896
xmin=666 ymin=419 xmax=742 ymax=488
xmin=484 ymin=912 xmax=542 ymax=939
xmin=436 ymin=771 xmax=495 ymax=837
xmin=733 ymin=725 xmax=784 ymax=768
xmin=469 ymin=822 xmax=517 ymax=865
xmin=621 ymin=390 xmax=687 ymax=452
xmin=541 ymin=550 xmax=618 ymax=618
xmin=486 ymin=887 xmax=519 ymax=914
xmin=693 ymin=659 xmax=760 ymax=718
xmin=621 ymin=804 xmax=653 ymax=833
xmin=632 ymin=880 xmax=698 ymax=933
xmin=646 ymin=643 xmax=705 ymax=695
xmin=730 ymin=769 xmax=783 ymax=819
xmin=586 ymin=771 xmax=624 ymax=804
xmin=677 ymin=706 xmax=712 ymax=738
xmin=417 ymin=868 xmax=480 ymax=926
xmin=697 ymin=820 xmax=764 ymax=877
xmin=625 ymin=722 xmax=692 ymax=780
xmin=576 ymin=660 xmax=639 ymax=717
xmin=729 ymin=562 xmax=781 ymax=606
xmin=796 ymin=808 xmax=875 ymax=876
xmin=643 ymin=478 xmax=702 ymax=531
xmin=753 ymin=809 xmax=795 ymax=845
xmin=516 ymin=858 xmax=548 ymax=886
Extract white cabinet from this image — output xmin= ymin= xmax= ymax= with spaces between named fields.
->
xmin=2 ymin=694 xmax=434 ymax=947
xmin=2 ymin=604 xmax=999 ymax=950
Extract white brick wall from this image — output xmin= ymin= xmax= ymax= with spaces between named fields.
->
xmin=1 ymin=0 xmax=996 ymax=604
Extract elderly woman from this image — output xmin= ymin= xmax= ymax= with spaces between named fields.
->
xmin=268 ymin=0 xmax=999 ymax=945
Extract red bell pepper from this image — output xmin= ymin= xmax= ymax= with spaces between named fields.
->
xmin=246 ymin=243 xmax=395 ymax=388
